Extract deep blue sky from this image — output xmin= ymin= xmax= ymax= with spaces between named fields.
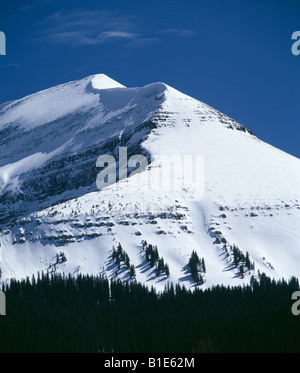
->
xmin=0 ymin=0 xmax=299 ymax=157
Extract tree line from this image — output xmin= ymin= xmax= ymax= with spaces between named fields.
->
xmin=0 ymin=271 xmax=299 ymax=353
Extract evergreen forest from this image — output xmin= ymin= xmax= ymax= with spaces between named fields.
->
xmin=0 ymin=271 xmax=299 ymax=353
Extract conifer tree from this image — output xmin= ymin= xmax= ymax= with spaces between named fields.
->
xmin=239 ymin=265 xmax=244 ymax=279
xmin=129 ymin=265 xmax=136 ymax=279
xmin=164 ymin=263 xmax=170 ymax=278
xmin=201 ymin=258 xmax=206 ymax=273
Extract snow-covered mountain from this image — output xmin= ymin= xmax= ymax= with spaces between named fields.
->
xmin=0 ymin=73 xmax=299 ymax=289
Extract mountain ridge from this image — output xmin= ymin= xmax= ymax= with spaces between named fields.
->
xmin=0 ymin=74 xmax=299 ymax=289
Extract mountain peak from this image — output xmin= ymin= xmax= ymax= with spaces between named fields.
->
xmin=0 ymin=74 xmax=299 ymax=290
xmin=90 ymin=74 xmax=126 ymax=89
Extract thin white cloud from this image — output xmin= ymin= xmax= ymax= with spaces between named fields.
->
xmin=29 ymin=9 xmax=194 ymax=48
xmin=96 ymin=31 xmax=138 ymax=43
xmin=33 ymin=9 xmax=139 ymax=46
xmin=36 ymin=30 xmax=138 ymax=46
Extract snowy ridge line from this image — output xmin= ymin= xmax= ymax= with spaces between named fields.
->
xmin=0 ymin=74 xmax=299 ymax=289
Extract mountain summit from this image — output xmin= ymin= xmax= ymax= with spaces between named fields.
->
xmin=90 ymin=74 xmax=126 ymax=89
xmin=0 ymin=74 xmax=299 ymax=289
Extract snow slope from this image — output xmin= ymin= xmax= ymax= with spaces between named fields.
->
xmin=0 ymin=74 xmax=299 ymax=289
